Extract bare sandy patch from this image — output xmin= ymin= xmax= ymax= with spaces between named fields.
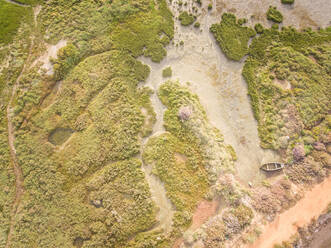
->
xmin=32 ymin=39 xmax=67 ymax=75
xmin=191 ymin=200 xmax=220 ymax=230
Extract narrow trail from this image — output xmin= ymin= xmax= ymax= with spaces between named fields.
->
xmin=5 ymin=6 xmax=37 ymax=248
xmin=248 ymin=174 xmax=331 ymax=248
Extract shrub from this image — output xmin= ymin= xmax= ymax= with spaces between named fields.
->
xmin=208 ymin=4 xmax=212 ymax=10
xmin=267 ymin=6 xmax=283 ymax=23
xmin=210 ymin=13 xmax=256 ymax=61
xmin=194 ymin=22 xmax=200 ymax=28
xmin=178 ymin=11 xmax=195 ymax=26
xmin=254 ymin=23 xmax=264 ymax=34
xmin=162 ymin=66 xmax=172 ymax=77
xmin=52 ymin=43 xmax=80 ymax=81
xmin=281 ymin=0 xmax=294 ymax=4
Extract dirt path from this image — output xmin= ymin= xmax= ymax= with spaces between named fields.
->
xmin=5 ymin=7 xmax=38 ymax=248
xmin=248 ymin=175 xmax=331 ymax=248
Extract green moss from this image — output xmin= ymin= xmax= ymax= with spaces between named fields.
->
xmin=162 ymin=66 xmax=172 ymax=78
xmin=0 ymin=0 xmax=32 ymax=44
xmin=178 ymin=11 xmax=195 ymax=26
xmin=210 ymin=13 xmax=256 ymax=61
xmin=267 ymin=6 xmax=283 ymax=23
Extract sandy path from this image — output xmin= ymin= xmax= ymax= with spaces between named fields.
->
xmin=249 ymin=175 xmax=331 ymax=248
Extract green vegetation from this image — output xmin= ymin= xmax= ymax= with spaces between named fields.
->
xmin=144 ymin=81 xmax=211 ymax=232
xmin=281 ymin=0 xmax=294 ymax=4
xmin=254 ymin=23 xmax=264 ymax=34
xmin=52 ymin=43 xmax=80 ymax=81
xmin=0 ymin=0 xmax=175 ymax=247
xmin=144 ymin=133 xmax=209 ymax=232
xmin=14 ymin=0 xmax=39 ymax=5
xmin=162 ymin=66 xmax=172 ymax=77
xmin=210 ymin=13 xmax=256 ymax=61
xmin=327 ymin=202 xmax=331 ymax=213
xmin=208 ymin=4 xmax=212 ymax=10
xmin=0 ymin=0 xmax=32 ymax=44
xmin=243 ymin=26 xmax=331 ymax=154
xmin=0 ymin=97 xmax=15 ymax=248
xmin=144 ymin=81 xmax=235 ymax=238
xmin=178 ymin=11 xmax=195 ymax=26
xmin=194 ymin=22 xmax=201 ymax=28
xmin=267 ymin=6 xmax=283 ymax=23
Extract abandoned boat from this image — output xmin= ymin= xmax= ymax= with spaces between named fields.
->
xmin=260 ymin=162 xmax=285 ymax=172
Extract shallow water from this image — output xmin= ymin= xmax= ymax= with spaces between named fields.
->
xmin=140 ymin=0 xmax=280 ymax=185
xmin=49 ymin=127 xmax=73 ymax=146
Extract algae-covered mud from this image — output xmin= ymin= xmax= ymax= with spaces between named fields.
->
xmin=0 ymin=0 xmax=330 ymax=247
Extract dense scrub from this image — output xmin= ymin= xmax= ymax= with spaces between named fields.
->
xmin=243 ymin=26 xmax=331 ymax=159
xmin=0 ymin=0 xmax=175 ymax=247
xmin=0 ymin=99 xmax=15 ymax=247
xmin=210 ymin=13 xmax=256 ymax=61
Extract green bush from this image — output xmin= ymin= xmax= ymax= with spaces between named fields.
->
xmin=52 ymin=43 xmax=80 ymax=81
xmin=162 ymin=66 xmax=172 ymax=77
xmin=194 ymin=22 xmax=200 ymax=28
xmin=178 ymin=11 xmax=195 ymax=26
xmin=281 ymin=0 xmax=294 ymax=4
xmin=254 ymin=23 xmax=264 ymax=34
xmin=210 ymin=13 xmax=256 ymax=61
xmin=267 ymin=6 xmax=283 ymax=23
